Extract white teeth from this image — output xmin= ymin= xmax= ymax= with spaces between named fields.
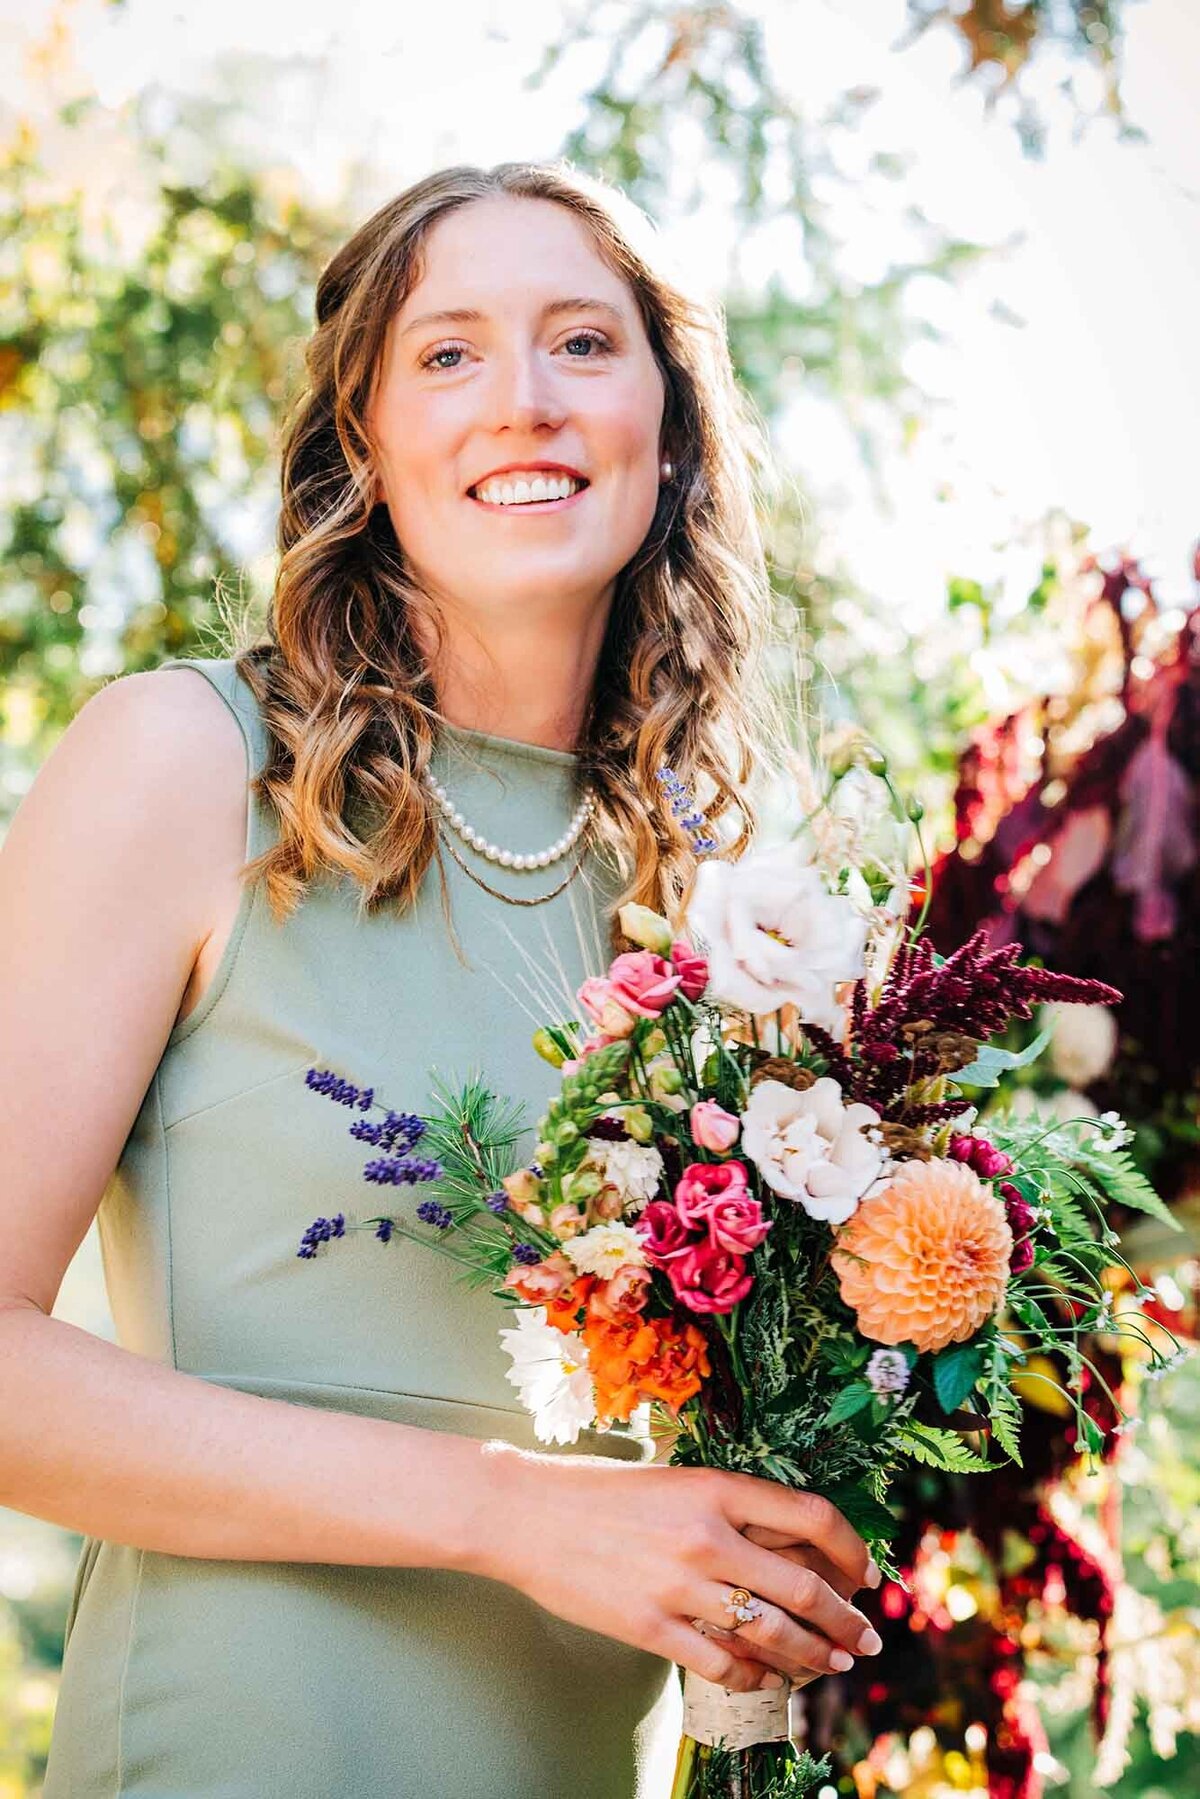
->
xmin=473 ymin=473 xmax=584 ymax=506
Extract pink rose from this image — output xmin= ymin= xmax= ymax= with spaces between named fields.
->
xmin=667 ymin=1241 xmax=754 ymax=1315
xmin=502 ymin=1250 xmax=575 ymax=1304
xmin=588 ymin=1262 xmax=652 ymax=1321
xmin=637 ymin=1199 xmax=694 ymax=1263
xmin=690 ymin=1099 xmax=741 ymax=1153
xmin=701 ymin=1192 xmax=772 ymax=1256
xmin=576 ymin=979 xmax=637 ymax=1039
xmin=606 ymin=950 xmax=682 ymax=1018
xmin=673 ymin=1160 xmax=751 ymax=1230
xmin=670 ymin=937 xmax=709 ymax=1002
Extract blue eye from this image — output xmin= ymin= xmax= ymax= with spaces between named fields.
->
xmin=563 ymin=330 xmax=611 ymax=356
xmin=418 ymin=329 xmax=612 ymax=372
xmin=420 ymin=343 xmax=467 ymax=371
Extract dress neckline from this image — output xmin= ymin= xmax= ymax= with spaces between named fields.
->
xmin=435 ymin=717 xmax=579 ymax=769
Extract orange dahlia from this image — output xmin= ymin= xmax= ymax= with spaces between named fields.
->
xmin=831 ymin=1158 xmax=1013 ymax=1354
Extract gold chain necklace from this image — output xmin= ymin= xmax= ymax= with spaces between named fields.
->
xmin=437 ymin=827 xmax=591 ymax=907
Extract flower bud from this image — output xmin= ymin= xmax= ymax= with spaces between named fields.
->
xmin=532 ymin=1028 xmax=567 ymax=1068
xmin=592 ymin=1185 xmax=625 ymax=1221
xmin=563 ymin=1168 xmax=603 ymax=1204
xmin=649 ymin=1064 xmax=684 ymax=1098
xmin=623 ymin=1105 xmax=655 ymax=1144
xmin=617 ymin=903 xmax=675 ymax=957
xmin=554 ymin=1120 xmax=580 ymax=1147
xmin=501 ymin=1168 xmax=545 ymax=1213
xmin=599 ymin=999 xmax=638 ymax=1039
xmin=690 ymin=1099 xmax=741 ymax=1153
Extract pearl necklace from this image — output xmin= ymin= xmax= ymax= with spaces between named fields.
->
xmin=425 ymin=775 xmax=597 ymax=870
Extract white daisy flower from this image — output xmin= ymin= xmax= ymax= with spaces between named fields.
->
xmin=498 ymin=1307 xmax=596 ymax=1446
xmin=564 ymin=1221 xmax=647 ymax=1278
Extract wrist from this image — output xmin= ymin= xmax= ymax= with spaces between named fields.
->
xmin=452 ymin=1436 xmax=538 ymax=1583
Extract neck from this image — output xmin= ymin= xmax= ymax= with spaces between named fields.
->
xmin=423 ymin=587 xmax=612 ymax=752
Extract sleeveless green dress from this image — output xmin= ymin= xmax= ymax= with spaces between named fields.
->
xmin=44 ymin=657 xmax=682 ymax=1798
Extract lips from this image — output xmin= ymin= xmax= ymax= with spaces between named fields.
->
xmin=467 ymin=463 xmax=587 ymax=494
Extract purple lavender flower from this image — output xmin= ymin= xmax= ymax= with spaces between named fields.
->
xmin=416 ymin=1199 xmax=454 ymax=1232
xmin=306 ymin=1068 xmax=373 ymax=1110
xmin=485 ymin=1191 xmax=509 ymax=1214
xmin=363 ymin=1155 xmax=444 ymax=1186
xmin=374 ymin=1219 xmax=395 ymax=1244
xmin=512 ymin=1243 xmax=542 ymax=1266
xmin=296 ymin=1212 xmax=346 ymax=1259
xmin=655 ymin=765 xmax=717 ymax=856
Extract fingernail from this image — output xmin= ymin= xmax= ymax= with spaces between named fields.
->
xmin=864 ymin=1557 xmax=882 ymax=1588
xmin=830 ymin=1648 xmax=855 ymax=1672
xmin=759 ymin=1672 xmax=785 ymax=1689
xmin=856 ymin=1626 xmax=883 ymax=1655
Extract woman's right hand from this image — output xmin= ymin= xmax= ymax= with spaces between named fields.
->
xmin=477 ymin=1443 xmax=883 ymax=1692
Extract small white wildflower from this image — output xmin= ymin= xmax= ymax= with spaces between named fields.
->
xmin=1094 ymin=1110 xmax=1133 ymax=1152
xmin=865 ymin=1348 xmax=911 ymax=1398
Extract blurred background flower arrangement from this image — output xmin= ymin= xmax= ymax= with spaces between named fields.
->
xmin=2 ymin=2 xmax=1197 ymax=1794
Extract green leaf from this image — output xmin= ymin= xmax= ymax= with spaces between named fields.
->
xmin=1075 ymin=1147 xmax=1181 ymax=1230
xmin=897 ymin=1421 xmax=998 ymax=1473
xmin=985 ymin=1383 xmax=1024 ymax=1466
xmin=820 ymin=1481 xmax=901 ymax=1540
xmin=951 ymin=1026 xmax=1053 ymax=1089
xmin=932 ymin=1341 xmax=987 ymax=1413
xmin=1009 ymin=1292 xmax=1055 ymax=1342
xmin=824 ymin=1382 xmax=874 ymax=1425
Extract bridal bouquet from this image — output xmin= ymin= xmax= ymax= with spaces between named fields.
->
xmin=299 ymin=745 xmax=1184 ymax=1799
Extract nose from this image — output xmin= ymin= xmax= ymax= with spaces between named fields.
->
xmin=485 ymin=341 xmax=567 ymax=435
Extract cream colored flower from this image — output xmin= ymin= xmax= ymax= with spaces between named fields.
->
xmin=564 ymin=1221 xmax=648 ymax=1278
xmin=588 ymin=1139 xmax=665 ymax=1213
xmin=685 ymin=840 xmax=867 ymax=1031
xmin=1043 ymin=1001 xmax=1118 ymax=1088
xmin=740 ymin=1076 xmax=887 ymax=1225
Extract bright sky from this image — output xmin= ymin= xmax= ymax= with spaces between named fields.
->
xmin=4 ymin=0 xmax=1198 ymax=630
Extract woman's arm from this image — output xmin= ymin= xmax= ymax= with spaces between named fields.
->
xmin=0 ymin=669 xmax=491 ymax=1571
xmin=0 ymin=671 xmax=880 ymax=1691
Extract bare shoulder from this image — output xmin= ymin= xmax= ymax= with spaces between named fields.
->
xmin=0 ymin=667 xmax=255 ymax=1311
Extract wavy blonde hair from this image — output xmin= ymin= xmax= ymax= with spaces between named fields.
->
xmin=231 ymin=159 xmax=785 ymax=950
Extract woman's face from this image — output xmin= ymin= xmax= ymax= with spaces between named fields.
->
xmin=369 ymin=195 xmax=668 ymax=628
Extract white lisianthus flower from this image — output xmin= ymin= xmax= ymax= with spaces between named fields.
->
xmin=740 ymin=1076 xmax=887 ymax=1225
xmin=685 ymin=840 xmax=867 ymax=1031
xmin=1043 ymin=1001 xmax=1119 ymax=1088
xmin=499 ymin=1307 xmax=596 ymax=1446
xmin=564 ymin=1221 xmax=648 ymax=1277
xmin=590 ymin=1139 xmax=665 ymax=1213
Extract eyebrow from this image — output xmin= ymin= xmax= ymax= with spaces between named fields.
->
xmin=398 ymin=296 xmax=627 ymax=339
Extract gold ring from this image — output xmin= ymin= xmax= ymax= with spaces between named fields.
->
xmin=724 ymin=1586 xmax=765 ymax=1626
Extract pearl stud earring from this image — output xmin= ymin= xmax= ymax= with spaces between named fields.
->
xmin=660 ymin=458 xmax=674 ymax=481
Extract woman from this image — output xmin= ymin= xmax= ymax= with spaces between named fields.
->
xmin=1 ymin=161 xmax=883 ymax=1798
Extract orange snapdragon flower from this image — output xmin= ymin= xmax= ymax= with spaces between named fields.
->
xmin=582 ymin=1311 xmax=712 ymax=1425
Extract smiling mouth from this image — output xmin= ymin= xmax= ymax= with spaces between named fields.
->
xmin=468 ymin=473 xmax=590 ymax=510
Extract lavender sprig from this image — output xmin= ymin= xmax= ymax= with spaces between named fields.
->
xmin=656 ymin=764 xmax=717 ymax=856
xmin=297 ymin=1213 xmax=346 ymax=1259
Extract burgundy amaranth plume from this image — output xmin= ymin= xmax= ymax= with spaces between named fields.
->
xmin=802 ymin=927 xmax=1122 ymax=1125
